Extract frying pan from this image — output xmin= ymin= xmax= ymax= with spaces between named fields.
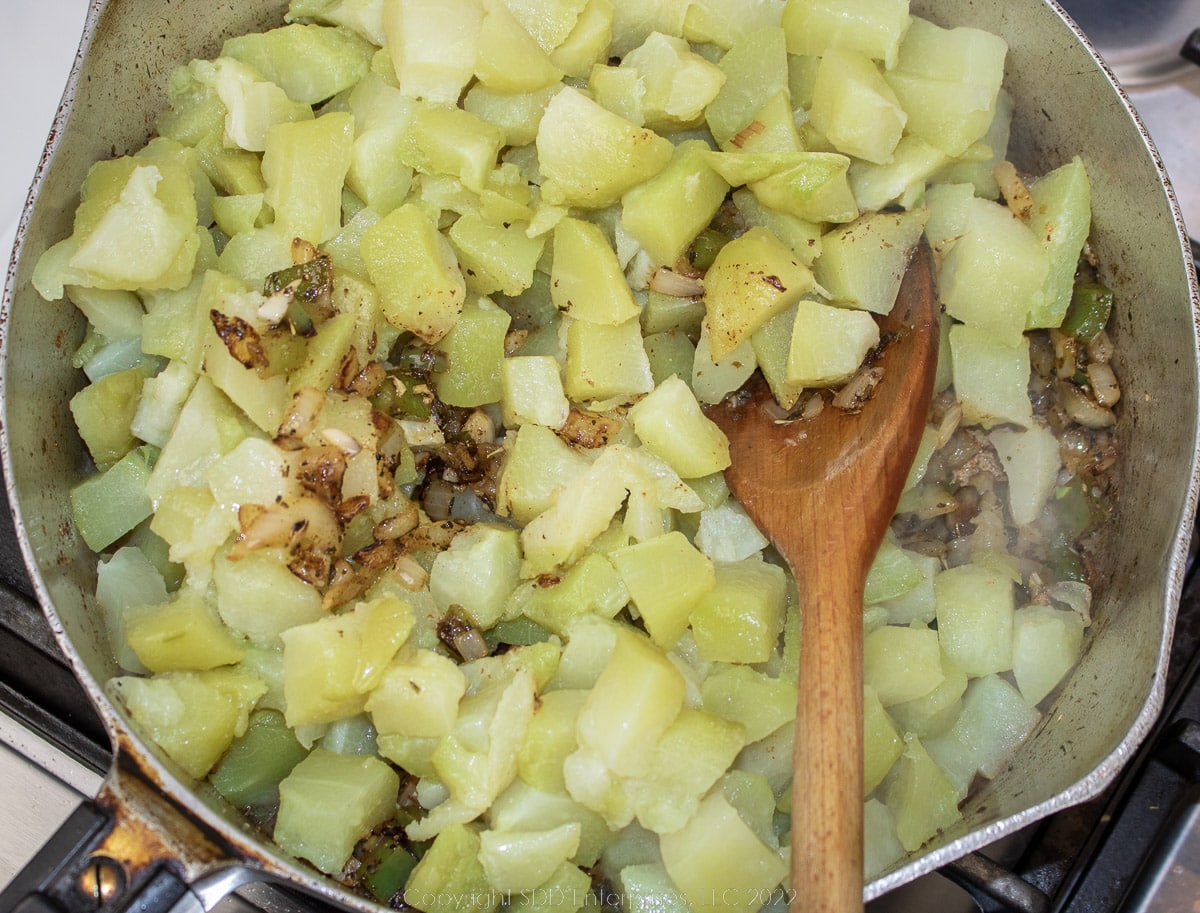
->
xmin=1 ymin=0 xmax=1197 ymax=910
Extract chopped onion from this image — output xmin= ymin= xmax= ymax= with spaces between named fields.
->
xmin=1056 ymin=380 xmax=1116 ymax=429
xmin=393 ymin=554 xmax=430 ymax=591
xmin=648 ymin=267 xmax=704 ymax=298
xmin=1047 ymin=580 xmax=1093 ymax=625
xmin=1086 ymin=329 xmax=1115 ymax=364
xmin=936 ymin=401 xmax=963 ymax=449
xmin=276 ymin=387 xmax=326 ymax=445
xmin=1086 ymin=362 xmax=1121 ymax=407
xmin=833 ymin=366 xmax=884 ymax=412
xmin=321 ymin=427 xmax=362 ymax=456
xmin=422 ymin=477 xmax=456 ymax=522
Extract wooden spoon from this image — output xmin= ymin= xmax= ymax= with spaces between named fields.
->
xmin=705 ymin=240 xmax=940 ymax=913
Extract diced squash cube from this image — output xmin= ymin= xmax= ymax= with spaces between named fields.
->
xmin=70 ymin=367 xmax=146 ymax=471
xmin=280 ymin=597 xmax=415 ymax=727
xmin=190 ymin=57 xmax=314 ymax=152
xmin=274 ymin=748 xmax=400 ymax=874
xmin=781 ymin=0 xmax=910 ymax=67
xmin=262 ymin=112 xmax=355 ymax=246
xmin=476 ymin=0 xmax=564 ymax=93
xmin=813 ymin=209 xmax=928 ymax=315
xmin=362 ymin=202 xmax=466 ymax=344
xmin=706 ymin=27 xmax=790 ymax=148
xmin=479 ymin=823 xmax=582 ymax=893
xmin=383 ymin=0 xmax=483 ymax=104
xmin=1011 ymin=605 xmax=1085 ymax=706
xmin=125 ymin=589 xmax=245 ymax=672
xmin=536 ymin=86 xmax=674 ymax=208
xmin=620 ymin=32 xmax=726 ymax=133
xmin=430 ymin=524 xmax=522 ymax=628
xmin=809 ymin=49 xmax=905 ymax=164
xmin=412 ymin=104 xmax=507 ymax=194
xmin=404 ymin=823 xmax=499 ymax=913
xmin=211 ymin=708 xmax=309 ymax=809
xmin=702 ymin=227 xmax=815 ymax=361
xmin=690 ymin=557 xmax=787 ymax=664
xmin=659 ymin=792 xmax=788 ymax=913
xmin=621 ymin=140 xmax=730 ymax=269
xmin=787 ymin=297 xmax=880 ymax=388
xmin=497 ymin=423 xmax=592 ymax=525
xmin=71 ymin=445 xmax=157 ymax=552
xmin=1026 ymin=156 xmax=1092 ymax=329
xmin=502 ymin=355 xmax=571 ymax=430
xmin=507 ymin=553 xmax=629 ymax=636
xmin=887 ymin=658 xmax=968 ymax=739
xmin=367 ymin=648 xmax=469 ymax=737
xmin=864 ymin=798 xmax=906 ymax=880
xmin=948 ymin=324 xmax=1033 ymax=429
xmin=222 ymin=23 xmax=375 ymax=104
xmin=449 ymin=213 xmax=544 ymax=299
xmin=989 ymin=423 xmax=1062 ymax=526
xmin=576 ymin=627 xmax=686 ymax=778
xmin=610 ymin=531 xmax=716 ymax=649
xmin=212 ymin=549 xmax=324 ymax=643
xmin=940 ymin=196 xmax=1048 ymax=344
xmin=691 ymin=320 xmax=757 ymax=405
xmin=883 ymin=732 xmax=961 ymax=852
xmin=108 ymin=667 xmax=266 ymax=779
xmin=563 ymin=317 xmax=654 ymax=404
xmin=628 ymin=375 xmax=730 ymax=479
xmin=550 ymin=217 xmax=641 ymax=325
xmin=863 ymin=624 xmax=944 ymax=706
xmin=433 ymin=296 xmax=512 ymax=407
xmin=924 ymin=674 xmax=1042 ymax=798
xmin=700 ymin=663 xmax=796 ymax=743
xmin=864 ymin=534 xmax=924 ymax=605
xmin=848 ymin=135 xmax=949 ymax=213
xmin=934 ymin=563 xmax=1015 ymax=677
xmin=864 ymin=685 xmax=902 ymax=794
xmin=882 ymin=16 xmax=1008 ymax=157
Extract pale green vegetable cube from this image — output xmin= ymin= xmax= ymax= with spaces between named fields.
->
xmin=222 ymin=23 xmax=375 ymax=104
xmin=702 ymin=227 xmax=815 ymax=361
xmin=989 ymin=423 xmax=1062 ymax=526
xmin=883 ymin=16 xmax=1007 ymax=157
xmin=616 ymin=863 xmax=690 ymax=913
xmin=949 ymin=324 xmax=1033 ymax=429
xmin=690 ymin=557 xmax=787 ymax=665
xmin=496 ymin=423 xmax=592 ymax=525
xmin=502 ymin=355 xmax=571 ymax=430
xmin=924 ymin=674 xmax=1041 ymax=798
xmin=496 ymin=0 xmax=590 ymax=54
xmin=748 ymin=153 xmax=859 ymax=224
xmin=433 ymin=296 xmax=512 ymax=408
xmin=864 ymin=684 xmax=902 ymax=794
xmin=684 ymin=0 xmax=786 ymax=50
xmin=190 ymin=57 xmax=314 ymax=152
xmin=781 ymin=0 xmax=910 ymax=67
xmin=705 ymin=27 xmax=790 ymax=147
xmin=643 ymin=331 xmax=697 ymax=388
xmin=609 ymin=0 xmax=690 ymax=57
xmin=412 ymin=104 xmax=507 ymax=194
xmin=362 ymin=202 xmax=466 ymax=344
xmin=1011 ymin=605 xmax=1085 ymax=706
xmin=691 ymin=320 xmax=757 ymax=405
xmin=149 ymin=486 xmax=234 ymax=568
xmin=863 ymin=624 xmax=944 ymax=706
xmin=70 ymin=445 xmax=157 ymax=553
xmin=213 ymin=550 xmax=325 ymax=643
xmin=629 ymin=708 xmax=747 ymax=834
xmin=563 ymin=317 xmax=654 ymax=404
xmin=275 ymin=748 xmax=400 ymax=875
xmin=576 ymin=627 xmax=686 ymax=778
xmin=507 ymin=553 xmax=629 ymax=637
xmin=640 ymin=290 xmax=705 ymax=337
xmin=934 ymin=563 xmax=1015 ymax=677
xmin=383 ymin=0 xmax=482 ymax=104
xmin=586 ymin=64 xmax=645 ymax=125
xmin=693 ymin=499 xmax=769 ymax=563
xmin=621 ymin=140 xmax=730 ymax=268
xmin=448 ymin=212 xmax=544 ymax=298
xmin=813 ymin=209 xmax=928 ymax=315
xmin=865 ymin=534 xmax=924 ymax=605
xmin=211 ymin=193 xmax=267 ymax=236
xmin=701 ymin=663 xmax=796 ymax=743
xmin=430 ymin=524 xmax=522 ymax=628
xmin=1026 ymin=156 xmax=1093 ymax=328
xmin=262 ymin=112 xmax=354 ymax=246
xmin=70 ymin=367 xmax=145 ymax=472
xmin=479 ymin=823 xmax=582 ymax=893
xmin=848 ymin=135 xmax=949 ymax=213
xmin=878 ymin=550 xmax=941 ymax=626
xmin=464 ymin=83 xmax=557 ymax=147
xmin=96 ymin=546 xmax=167 ymax=674
xmin=476 ymin=0 xmax=564 ymax=93
xmin=125 ymin=589 xmax=245 ymax=673
xmin=366 ymin=648 xmax=468 ymax=738
xmin=108 ymin=667 xmax=266 ymax=779
xmin=659 ymin=792 xmax=788 ymax=913
xmin=883 ymin=732 xmax=961 ymax=852
xmin=864 ymin=798 xmax=906 ymax=880
xmin=288 ymin=312 xmax=357 ymax=394
xmin=489 ymin=778 xmax=615 ymax=868
xmin=610 ymin=531 xmax=716 ymax=649
xmin=536 ymin=86 xmax=674 ymax=208
xmin=750 ymin=303 xmax=805 ymax=410
xmin=628 ymin=375 xmax=730 ymax=479
xmin=516 ymin=688 xmax=587 ymax=792
xmin=550 ymin=217 xmax=641 ymax=325
xmin=281 ymin=596 xmax=415 ymax=727
xmin=405 ymin=823 xmax=499 ymax=913
xmin=620 ymin=32 xmax=726 ymax=132
xmin=809 ymin=48 xmax=905 ymax=164
xmin=887 ymin=658 xmax=968 ymax=740
xmin=787 ymin=297 xmax=881 ymax=388
xmin=940 ymin=196 xmax=1048 ymax=344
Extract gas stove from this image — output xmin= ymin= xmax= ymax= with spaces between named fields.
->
xmin=1 ymin=2 xmax=1198 ymax=911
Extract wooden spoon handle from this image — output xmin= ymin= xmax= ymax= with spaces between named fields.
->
xmin=789 ymin=521 xmax=866 ymax=913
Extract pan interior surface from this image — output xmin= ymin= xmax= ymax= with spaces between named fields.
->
xmin=1 ymin=0 xmax=1196 ymax=906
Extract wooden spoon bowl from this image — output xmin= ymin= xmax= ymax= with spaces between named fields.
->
xmin=705 ymin=240 xmax=940 ymax=913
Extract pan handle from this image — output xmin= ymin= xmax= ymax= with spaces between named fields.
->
xmin=0 ymin=763 xmax=275 ymax=913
